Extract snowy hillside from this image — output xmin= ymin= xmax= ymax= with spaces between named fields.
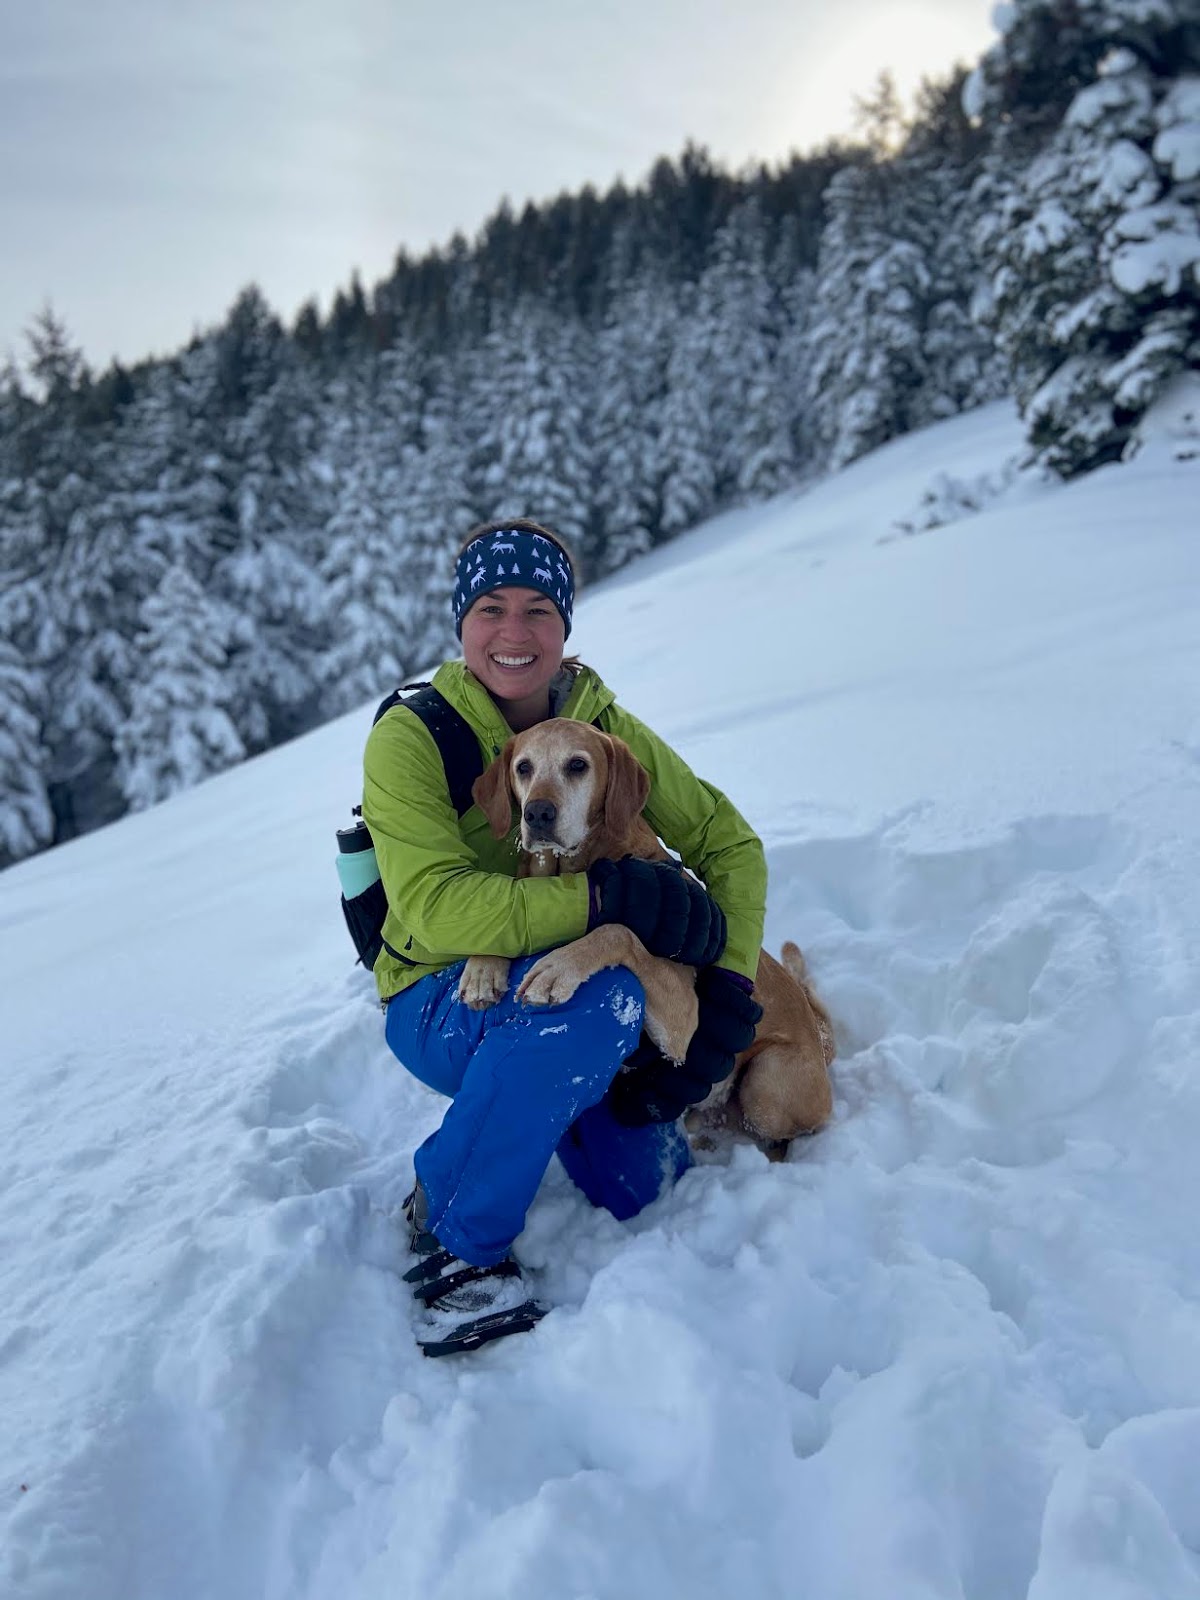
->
xmin=3 ymin=401 xmax=1199 ymax=1600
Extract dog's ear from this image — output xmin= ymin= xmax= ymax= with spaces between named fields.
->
xmin=472 ymin=740 xmax=517 ymax=837
xmin=600 ymin=732 xmax=651 ymax=840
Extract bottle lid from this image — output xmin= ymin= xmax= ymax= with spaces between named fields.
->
xmin=337 ymin=821 xmax=374 ymax=854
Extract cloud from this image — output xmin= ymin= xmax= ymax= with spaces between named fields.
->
xmin=0 ymin=0 xmax=998 ymax=367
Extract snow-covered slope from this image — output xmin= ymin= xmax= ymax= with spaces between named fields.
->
xmin=4 ymin=402 xmax=1199 ymax=1600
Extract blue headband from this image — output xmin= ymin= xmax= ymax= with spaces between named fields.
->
xmin=453 ymin=529 xmax=574 ymax=639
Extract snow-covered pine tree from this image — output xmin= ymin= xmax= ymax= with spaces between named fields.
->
xmin=398 ymin=369 xmax=476 ymax=666
xmin=0 ymin=372 xmax=57 ymax=865
xmin=658 ymin=288 xmax=719 ymax=539
xmin=968 ymin=0 xmax=1200 ymax=474
xmin=113 ymin=565 xmax=245 ymax=812
xmin=589 ymin=273 xmax=674 ymax=573
xmin=138 ymin=339 xmax=241 ymax=573
xmin=116 ymin=362 xmax=212 ymax=577
xmin=12 ymin=314 xmax=140 ymax=839
xmin=48 ymin=482 xmax=136 ymax=828
xmin=467 ymin=302 xmax=593 ymax=552
xmin=315 ymin=336 xmax=474 ymax=716
xmin=806 ymin=161 xmax=933 ymax=469
xmin=774 ymin=262 xmax=821 ymax=474
xmin=316 ymin=369 xmax=420 ymax=716
xmin=0 ymin=641 xmax=53 ymax=865
xmin=204 ymin=288 xmax=330 ymax=750
xmin=692 ymin=199 xmax=796 ymax=502
xmin=0 ymin=368 xmax=55 ymax=865
xmin=903 ymin=71 xmax=1007 ymax=420
xmin=25 ymin=305 xmax=86 ymax=406
xmin=0 ymin=386 xmax=56 ymax=672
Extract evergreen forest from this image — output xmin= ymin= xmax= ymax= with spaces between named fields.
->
xmin=2 ymin=0 xmax=1197 ymax=864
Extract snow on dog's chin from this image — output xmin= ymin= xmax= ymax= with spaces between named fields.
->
xmin=521 ymin=836 xmax=582 ymax=859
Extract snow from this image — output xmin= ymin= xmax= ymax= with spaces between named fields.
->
xmin=1109 ymin=200 xmax=1200 ymax=295
xmin=1154 ymin=117 xmax=1200 ymax=182
xmin=1018 ymin=197 xmax=1078 ymax=259
xmin=4 ymin=402 xmax=1200 ymax=1599
xmin=1066 ymin=77 xmax=1152 ymax=134
xmin=962 ymin=65 xmax=987 ymax=123
xmin=1127 ymin=371 xmax=1200 ymax=463
xmin=1091 ymin=140 xmax=1160 ymax=212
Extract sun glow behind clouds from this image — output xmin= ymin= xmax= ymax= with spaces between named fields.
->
xmin=2 ymin=0 xmax=1004 ymax=368
xmin=764 ymin=0 xmax=997 ymax=154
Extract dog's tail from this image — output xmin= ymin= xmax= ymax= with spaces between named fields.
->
xmin=780 ymin=941 xmax=837 ymax=1067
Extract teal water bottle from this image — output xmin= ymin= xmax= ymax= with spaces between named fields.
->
xmin=336 ymin=815 xmax=380 ymax=898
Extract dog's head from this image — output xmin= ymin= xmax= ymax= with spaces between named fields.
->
xmin=472 ymin=720 xmax=651 ymax=864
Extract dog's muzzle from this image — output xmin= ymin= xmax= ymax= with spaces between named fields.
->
xmin=522 ymin=799 xmax=558 ymax=843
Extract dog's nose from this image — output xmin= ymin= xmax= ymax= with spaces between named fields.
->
xmin=523 ymin=799 xmax=557 ymax=833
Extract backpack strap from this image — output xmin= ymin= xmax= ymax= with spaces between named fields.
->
xmin=372 ymin=682 xmax=484 ymax=818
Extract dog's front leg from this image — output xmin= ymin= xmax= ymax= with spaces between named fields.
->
xmin=517 ymin=927 xmax=698 ymax=1064
xmin=457 ymin=954 xmax=512 ymax=1009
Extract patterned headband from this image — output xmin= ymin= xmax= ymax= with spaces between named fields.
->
xmin=453 ymin=528 xmax=574 ymax=640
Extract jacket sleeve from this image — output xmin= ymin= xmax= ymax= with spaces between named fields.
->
xmin=601 ymin=703 xmax=767 ymax=981
xmin=362 ymin=707 xmax=589 ymax=963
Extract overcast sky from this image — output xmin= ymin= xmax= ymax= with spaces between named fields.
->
xmin=1 ymin=0 xmax=997 ymax=372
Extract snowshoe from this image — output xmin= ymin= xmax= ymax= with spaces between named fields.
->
xmin=401 ymin=1183 xmax=545 ymax=1357
xmin=416 ymin=1299 xmax=547 ymax=1358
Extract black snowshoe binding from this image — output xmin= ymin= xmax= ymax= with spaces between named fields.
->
xmin=402 ymin=1184 xmax=546 ymax=1358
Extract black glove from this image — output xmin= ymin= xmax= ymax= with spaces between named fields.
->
xmin=607 ymin=967 xmax=764 ymax=1125
xmin=607 ymin=1034 xmax=709 ymax=1126
xmin=588 ymin=857 xmax=726 ymax=968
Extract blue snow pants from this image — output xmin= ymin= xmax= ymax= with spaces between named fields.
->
xmin=384 ymin=954 xmax=693 ymax=1266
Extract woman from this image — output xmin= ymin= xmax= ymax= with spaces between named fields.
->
xmin=363 ymin=517 xmax=767 ymax=1355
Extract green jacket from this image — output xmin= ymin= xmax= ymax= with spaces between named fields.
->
xmin=361 ymin=659 xmax=767 ymax=1002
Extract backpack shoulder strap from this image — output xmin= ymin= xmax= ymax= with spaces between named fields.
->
xmin=371 ymin=680 xmax=429 ymax=726
xmin=374 ymin=682 xmax=483 ymax=818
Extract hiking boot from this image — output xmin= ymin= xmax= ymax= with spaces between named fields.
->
xmin=402 ymin=1180 xmax=440 ymax=1258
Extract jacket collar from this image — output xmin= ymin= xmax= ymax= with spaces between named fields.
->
xmin=431 ymin=659 xmax=616 ymax=746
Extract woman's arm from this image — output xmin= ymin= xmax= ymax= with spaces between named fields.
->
xmin=601 ymin=703 xmax=767 ymax=981
xmin=363 ymin=707 xmax=588 ymax=963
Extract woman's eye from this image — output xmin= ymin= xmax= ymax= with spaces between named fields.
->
xmin=566 ymin=757 xmax=587 ymax=775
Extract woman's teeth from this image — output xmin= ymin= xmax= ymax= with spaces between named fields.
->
xmin=492 ymin=654 xmax=535 ymax=668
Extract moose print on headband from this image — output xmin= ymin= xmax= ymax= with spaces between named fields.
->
xmin=453 ymin=528 xmax=575 ymax=639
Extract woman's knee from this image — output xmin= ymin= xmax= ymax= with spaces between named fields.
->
xmin=488 ymin=961 xmax=646 ymax=1102
xmin=565 ymin=962 xmax=646 ymax=1055
xmin=559 ymin=1101 xmax=692 ymax=1219
xmin=504 ymin=955 xmax=645 ymax=1042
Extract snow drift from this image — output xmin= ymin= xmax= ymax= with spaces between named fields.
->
xmin=3 ymin=401 xmax=1199 ymax=1599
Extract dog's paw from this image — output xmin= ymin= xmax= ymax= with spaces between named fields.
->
xmin=457 ymin=955 xmax=511 ymax=1009
xmin=516 ymin=950 xmax=583 ymax=1008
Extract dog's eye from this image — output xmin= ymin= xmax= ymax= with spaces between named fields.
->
xmin=515 ymin=759 xmax=533 ymax=778
xmin=565 ymin=757 xmax=588 ymax=775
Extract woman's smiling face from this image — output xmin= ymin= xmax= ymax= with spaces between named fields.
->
xmin=461 ymin=586 xmax=566 ymax=720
